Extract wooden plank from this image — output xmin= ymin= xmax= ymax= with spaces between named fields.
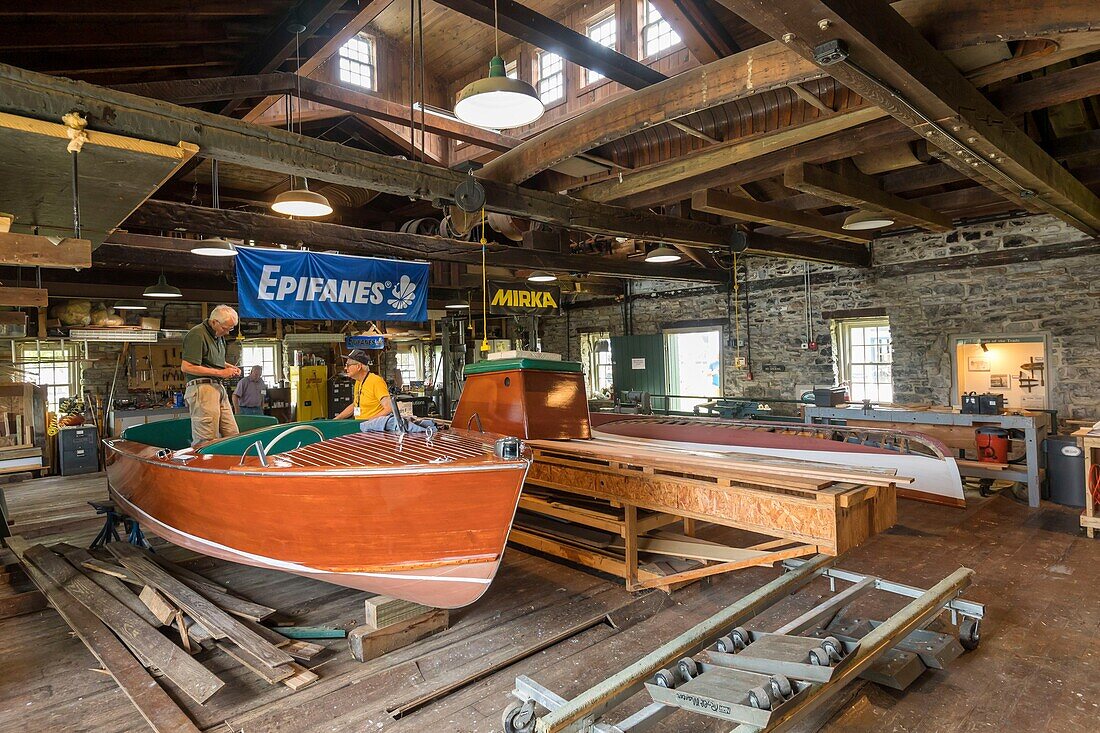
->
xmin=716 ymin=0 xmax=1100 ymax=235
xmin=139 ymin=585 xmax=178 ymax=625
xmin=0 ymin=232 xmax=92 ymax=268
xmin=610 ymin=536 xmax=776 ymax=564
xmin=0 ymin=588 xmax=47 ymax=618
xmin=348 ymin=608 xmax=450 ymax=663
xmin=0 ymin=287 xmax=48 ymax=307
xmin=365 ymin=595 xmax=435 ymax=630
xmin=692 ymin=188 xmax=871 ymax=243
xmin=24 ymin=544 xmax=225 ymax=704
xmin=106 ymin=542 xmax=294 ymax=669
xmin=215 ymin=640 xmax=294 ymax=684
xmin=52 ymin=544 xmax=165 ymax=629
xmin=15 ymin=544 xmax=202 ymax=733
xmin=784 ymin=162 xmax=954 ymax=232
xmin=149 ymin=554 xmax=273 ymax=621
xmin=633 ymin=544 xmax=819 ymax=589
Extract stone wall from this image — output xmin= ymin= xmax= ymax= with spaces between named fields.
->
xmin=541 ymin=215 xmax=1100 ymax=420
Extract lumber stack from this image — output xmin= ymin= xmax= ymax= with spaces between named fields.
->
xmin=4 ymin=536 xmax=326 ymax=728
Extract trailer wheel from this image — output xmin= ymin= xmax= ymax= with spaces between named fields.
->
xmin=770 ymin=674 xmax=793 ymax=700
xmin=960 ymin=617 xmax=981 ymax=651
xmin=501 ymin=701 xmax=535 ymax=733
xmin=748 ymin=686 xmax=773 ymax=710
xmin=652 ymin=668 xmax=676 ymax=688
xmin=730 ymin=626 xmax=750 ymax=649
xmin=676 ymin=657 xmax=699 ymax=681
xmin=808 ymin=647 xmax=831 ymax=666
xmin=715 ymin=635 xmax=736 ymax=653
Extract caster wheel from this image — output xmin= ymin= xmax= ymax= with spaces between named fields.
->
xmin=501 ymin=701 xmax=536 ymax=733
xmin=715 ymin=635 xmax=737 ymax=653
xmin=960 ymin=617 xmax=981 ymax=651
xmin=821 ymin=636 xmax=844 ymax=662
xmin=676 ymin=657 xmax=699 ymax=681
xmin=769 ymin=674 xmax=793 ymax=700
xmin=730 ymin=626 xmax=750 ymax=649
xmin=808 ymin=647 xmax=831 ymax=666
xmin=652 ymin=668 xmax=676 ymax=688
xmin=748 ymin=686 xmax=773 ymax=710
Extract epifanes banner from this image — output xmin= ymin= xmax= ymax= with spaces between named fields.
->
xmin=487 ymin=280 xmax=561 ymax=316
xmin=235 ymin=248 xmax=429 ymax=322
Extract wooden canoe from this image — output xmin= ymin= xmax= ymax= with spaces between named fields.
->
xmin=104 ymin=421 xmax=530 ymax=608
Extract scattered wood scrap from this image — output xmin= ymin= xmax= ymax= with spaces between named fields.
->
xmin=4 ymin=534 xmax=332 ymax=733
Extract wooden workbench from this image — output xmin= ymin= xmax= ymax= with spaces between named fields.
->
xmin=804 ymin=406 xmax=1052 ymax=507
xmin=515 ymin=438 xmax=899 ymax=591
xmin=1073 ymin=429 xmax=1100 ymax=538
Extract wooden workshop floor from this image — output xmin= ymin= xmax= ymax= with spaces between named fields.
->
xmin=1 ymin=472 xmax=1097 ymax=733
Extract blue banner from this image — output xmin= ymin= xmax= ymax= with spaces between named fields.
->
xmin=235 ymin=248 xmax=429 ymax=322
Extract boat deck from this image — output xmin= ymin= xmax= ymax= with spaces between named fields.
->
xmin=276 ymin=430 xmax=504 ymax=468
xmin=2 ymin=472 xmax=1098 ymax=733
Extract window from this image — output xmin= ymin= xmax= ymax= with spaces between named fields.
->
xmin=240 ymin=343 xmax=278 ymax=386
xmin=537 ymin=51 xmax=564 ymax=104
xmin=395 ymin=346 xmax=423 ymax=386
xmin=580 ymin=332 xmax=613 ymax=396
xmin=834 ymin=318 xmax=893 ymax=403
xmin=338 ymin=33 xmax=375 ymax=90
xmin=642 ymin=1 xmax=681 ymax=57
xmin=505 ymin=59 xmax=518 ymax=79
xmin=585 ymin=11 xmax=617 ymax=84
xmin=17 ymin=342 xmax=79 ymax=411
xmin=665 ymin=328 xmax=721 ymax=412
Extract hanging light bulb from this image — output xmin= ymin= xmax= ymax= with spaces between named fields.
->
xmin=645 ymin=245 xmax=682 ymax=263
xmin=527 ymin=270 xmax=557 ymax=283
xmin=444 ymin=296 xmax=471 ymax=310
xmin=842 ymin=209 xmax=895 ymax=231
xmin=143 ymin=274 xmax=182 ymax=298
xmin=114 ymin=300 xmax=147 ymax=311
xmin=454 ymin=0 xmax=543 ymax=129
xmin=193 ymin=160 xmax=240 ymax=255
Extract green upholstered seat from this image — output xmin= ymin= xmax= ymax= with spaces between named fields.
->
xmin=197 ymin=419 xmax=361 ymax=456
xmin=121 ymin=414 xmax=280 ymax=451
xmin=463 ymin=357 xmax=582 ymax=375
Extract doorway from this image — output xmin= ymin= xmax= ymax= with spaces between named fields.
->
xmin=665 ymin=328 xmax=722 ymax=412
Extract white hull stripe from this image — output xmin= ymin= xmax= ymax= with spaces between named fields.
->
xmin=113 ymin=494 xmax=492 ymax=586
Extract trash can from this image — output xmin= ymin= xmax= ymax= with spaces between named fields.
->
xmin=1045 ymin=435 xmax=1085 ymax=507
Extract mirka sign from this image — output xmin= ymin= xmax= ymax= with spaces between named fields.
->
xmin=488 ymin=280 xmax=561 ymax=316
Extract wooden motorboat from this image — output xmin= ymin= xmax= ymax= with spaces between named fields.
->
xmin=590 ymin=414 xmax=965 ymax=506
xmin=104 ymin=419 xmax=530 ymax=608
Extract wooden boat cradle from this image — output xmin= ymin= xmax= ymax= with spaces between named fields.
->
xmin=512 ymin=437 xmax=900 ymax=592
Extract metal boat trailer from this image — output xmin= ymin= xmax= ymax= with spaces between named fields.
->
xmin=502 ymin=554 xmax=984 ymax=733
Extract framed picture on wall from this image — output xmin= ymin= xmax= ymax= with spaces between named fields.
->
xmin=968 ymin=357 xmax=990 ymax=372
xmin=990 ymin=374 xmax=1010 ymax=389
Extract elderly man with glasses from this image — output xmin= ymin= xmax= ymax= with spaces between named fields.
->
xmin=181 ymin=304 xmax=242 ymax=446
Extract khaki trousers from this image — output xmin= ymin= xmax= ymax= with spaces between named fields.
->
xmin=185 ymin=382 xmax=239 ymax=447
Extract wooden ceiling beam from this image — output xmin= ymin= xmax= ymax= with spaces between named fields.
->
xmin=576 ymin=106 xmax=888 ymax=204
xmin=783 ymin=163 xmax=954 ymax=232
xmin=114 ymin=73 xmax=521 ymax=151
xmin=0 ymin=1 xmax=286 ymax=17
xmin=217 ymin=0 xmax=348 ymax=116
xmin=713 ymin=0 xmax=1100 ymax=236
xmin=431 ymin=0 xmax=666 ymax=90
xmin=0 ymin=21 xmax=258 ymax=51
xmin=0 ymin=287 xmax=48 ymax=307
xmin=0 ymin=64 xmax=759 ymax=253
xmin=0 ymin=233 xmax=92 ymax=268
xmin=116 ymin=203 xmax=726 ymax=282
xmin=992 ymin=60 xmax=1100 ymax=117
xmin=691 ymin=189 xmax=871 ymax=243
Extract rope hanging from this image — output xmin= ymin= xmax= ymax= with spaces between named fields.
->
xmin=62 ymin=111 xmax=87 ymax=239
xmin=480 ymin=207 xmax=489 ymax=352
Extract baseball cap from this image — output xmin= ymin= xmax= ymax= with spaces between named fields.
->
xmin=342 ymin=349 xmax=373 ymax=366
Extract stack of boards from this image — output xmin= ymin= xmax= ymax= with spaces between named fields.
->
xmin=7 ymin=536 xmax=324 ymax=730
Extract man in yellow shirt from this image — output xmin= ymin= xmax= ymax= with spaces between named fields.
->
xmin=334 ymin=350 xmax=393 ymax=421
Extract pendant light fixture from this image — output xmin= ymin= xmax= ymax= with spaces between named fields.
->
xmin=527 ymin=270 xmax=557 ymax=283
xmin=192 ymin=159 xmax=240 ymax=256
xmin=454 ymin=0 xmax=544 ymax=129
xmin=644 ymin=245 xmax=682 ymax=263
xmin=842 ymin=209 xmax=895 ymax=231
xmin=144 ymin=273 xmax=183 ymax=299
xmin=444 ymin=296 xmax=471 ymax=310
xmin=114 ymin=300 xmax=147 ymax=311
xmin=271 ymin=24 xmax=333 ymax=218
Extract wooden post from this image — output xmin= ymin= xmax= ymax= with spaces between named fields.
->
xmin=623 ymin=504 xmax=638 ymax=591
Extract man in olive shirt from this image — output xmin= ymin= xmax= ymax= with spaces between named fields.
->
xmin=181 ymin=304 xmax=242 ymax=446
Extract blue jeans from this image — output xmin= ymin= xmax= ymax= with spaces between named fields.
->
xmin=239 ymin=406 xmax=264 ymax=416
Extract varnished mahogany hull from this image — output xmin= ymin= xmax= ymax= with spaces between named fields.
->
xmin=105 ymin=438 xmax=529 ymax=608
